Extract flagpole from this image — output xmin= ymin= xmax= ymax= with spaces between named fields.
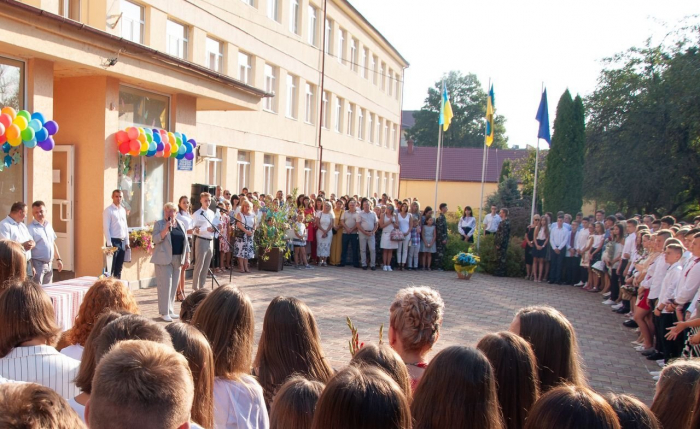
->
xmin=434 ymin=80 xmax=445 ymax=212
xmin=531 ymin=82 xmax=544 ymax=223
xmin=477 ymin=78 xmax=491 ymax=252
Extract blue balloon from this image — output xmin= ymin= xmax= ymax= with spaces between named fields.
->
xmin=187 ymin=139 xmax=197 ymax=148
xmin=146 ymin=150 xmax=156 ymax=157
xmin=156 ymin=142 xmax=164 ymax=151
xmin=24 ymin=138 xmax=37 ymax=148
xmin=181 ymin=134 xmax=188 ymax=144
xmin=176 ymin=152 xmax=185 ymax=160
xmin=2 ymin=143 xmax=10 ymax=153
xmin=183 ymin=142 xmax=193 ymax=154
xmin=30 ymin=112 xmax=45 ymax=124
xmin=152 ymin=133 xmax=161 ymax=143
xmin=35 ymin=127 xmax=49 ymax=143
xmin=4 ymin=155 xmax=12 ymax=167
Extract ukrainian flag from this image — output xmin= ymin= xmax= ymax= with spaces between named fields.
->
xmin=485 ymin=85 xmax=495 ymax=146
xmin=439 ymin=83 xmax=453 ymax=132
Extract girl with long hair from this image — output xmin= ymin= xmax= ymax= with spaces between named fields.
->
xmin=176 ymin=196 xmax=194 ymax=301
xmin=0 ymin=239 xmax=26 ymax=292
xmin=524 ymin=385 xmax=620 ymax=429
xmin=350 ymin=343 xmax=412 ymax=403
xmin=585 ymin=222 xmax=606 ymax=292
xmin=270 ymin=376 xmax=325 ymax=429
xmin=532 ymin=216 xmax=549 ymax=283
xmin=650 ymin=359 xmax=700 ymax=429
xmin=458 ymin=205 xmax=476 ymax=245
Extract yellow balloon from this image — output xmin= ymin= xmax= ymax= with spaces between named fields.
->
xmin=8 ymin=137 xmax=22 ymax=147
xmin=12 ymin=116 xmax=28 ymax=131
xmin=140 ymin=142 xmax=149 ymax=152
xmin=138 ymin=133 xmax=146 ymax=143
xmin=1 ymin=106 xmax=16 ymax=120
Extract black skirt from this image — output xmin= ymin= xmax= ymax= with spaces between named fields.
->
xmin=532 ymin=239 xmax=547 ymax=258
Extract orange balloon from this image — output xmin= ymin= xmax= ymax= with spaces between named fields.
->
xmin=0 ymin=106 xmax=16 ymax=121
xmin=5 ymin=123 xmax=20 ymax=140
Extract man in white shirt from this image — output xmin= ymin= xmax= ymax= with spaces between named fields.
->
xmin=191 ymin=192 xmax=219 ymax=291
xmin=103 ymin=190 xmax=129 ymax=279
xmin=655 ymin=243 xmax=686 ymax=362
xmin=0 ymin=201 xmax=35 ymax=277
xmin=356 ymin=199 xmax=378 ymax=271
xmin=573 ymin=217 xmax=591 ymax=287
xmin=28 ymin=201 xmax=63 ymax=284
xmin=482 ymin=205 xmax=501 ymax=235
xmin=618 ymin=218 xmax=638 ymax=279
xmin=339 ymin=200 xmax=360 ymax=267
xmin=548 ymin=214 xmax=569 ymax=284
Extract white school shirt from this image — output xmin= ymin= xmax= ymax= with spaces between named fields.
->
xmin=643 ymin=254 xmax=669 ymax=300
xmin=0 ymin=345 xmax=80 ymax=399
xmin=213 ymin=375 xmax=269 ymax=429
xmin=176 ymin=212 xmax=195 ymax=236
xmin=483 ymin=213 xmax=501 ymax=233
xmin=566 ymin=229 xmax=579 ymax=255
xmin=192 ymin=208 xmax=219 ymax=240
xmin=28 ymin=219 xmax=57 ymax=263
xmin=622 ymin=232 xmax=636 ymax=259
xmin=658 ymin=261 xmax=684 ymax=311
xmin=103 ymin=204 xmax=128 ymax=245
xmin=674 ymin=256 xmax=700 ymax=306
xmin=576 ymin=228 xmax=590 ymax=252
xmin=549 ymin=224 xmax=569 ymax=251
xmin=0 ymin=215 xmax=33 ymax=260
xmin=458 ymin=217 xmax=476 ymax=238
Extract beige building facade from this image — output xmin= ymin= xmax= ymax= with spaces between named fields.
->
xmin=0 ymin=0 xmax=407 ymax=287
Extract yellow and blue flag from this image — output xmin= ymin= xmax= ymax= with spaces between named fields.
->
xmin=439 ymin=82 xmax=453 ymax=132
xmin=485 ymin=84 xmax=495 ymax=146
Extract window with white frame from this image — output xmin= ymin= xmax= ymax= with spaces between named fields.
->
xmin=334 ymin=97 xmax=343 ymax=133
xmin=350 ymin=38 xmax=358 ymax=72
xmin=204 ymin=147 xmax=223 ymax=186
xmin=285 ymin=159 xmax=294 ymax=195
xmin=357 ymin=108 xmax=364 ymax=140
xmin=356 ymin=170 xmax=362 ymax=195
xmin=320 ymin=164 xmax=327 ymax=193
xmin=206 ymin=37 xmax=223 ymax=72
xmin=321 ymin=91 xmax=329 ymax=129
xmin=384 ymin=121 xmax=390 ymax=148
xmin=289 ymin=0 xmax=300 ymax=34
xmin=380 ymin=62 xmax=386 ymax=91
xmin=383 ymin=176 xmax=387 ymax=195
xmin=337 ymin=28 xmax=346 ymax=65
xmin=60 ymin=0 xmax=80 ymax=20
xmin=286 ymin=74 xmax=298 ymax=119
xmin=166 ymin=19 xmax=188 ymax=59
xmin=368 ymin=113 xmax=374 ymax=144
xmin=346 ymin=103 xmax=354 ymax=136
xmin=263 ymin=64 xmax=277 ymax=112
xmin=237 ymin=152 xmax=250 ymax=190
xmin=238 ymin=52 xmax=252 ymax=84
xmin=304 ymin=83 xmax=315 ymax=124
xmin=307 ymin=6 xmax=318 ymax=46
xmin=121 ymin=0 xmax=144 ymax=44
xmin=118 ymin=86 xmax=169 ymax=229
xmin=346 ymin=168 xmax=352 ymax=195
xmin=324 ymin=19 xmax=332 ymax=55
xmin=377 ymin=117 xmax=383 ymax=146
xmin=304 ymin=160 xmax=312 ymax=194
xmin=0 ymin=57 xmax=24 ymax=217
xmin=263 ymin=155 xmax=274 ymax=195
xmin=267 ymin=0 xmax=279 ymax=21
xmin=334 ymin=165 xmax=340 ymax=196
xmin=371 ymin=55 xmax=378 ymax=85
xmin=388 ymin=68 xmax=393 ymax=96
xmin=392 ymin=124 xmax=398 ymax=150
xmin=361 ymin=48 xmax=368 ymax=79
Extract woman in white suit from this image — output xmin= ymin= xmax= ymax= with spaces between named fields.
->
xmin=151 ymin=202 xmax=190 ymax=322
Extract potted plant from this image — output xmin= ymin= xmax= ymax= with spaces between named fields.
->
xmin=255 ymin=194 xmax=295 ymax=272
xmin=453 ymin=252 xmax=480 ymax=280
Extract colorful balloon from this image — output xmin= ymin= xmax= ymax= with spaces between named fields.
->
xmin=0 ymin=113 xmax=11 ymax=129
xmin=129 ymin=139 xmax=140 ymax=152
xmin=116 ymin=130 xmax=129 ymax=144
xmin=0 ymin=107 xmax=16 ymax=121
xmin=156 ymin=142 xmax=164 ymax=152
xmin=140 ymin=142 xmax=149 ymax=152
xmin=0 ymin=134 xmax=5 ymax=145
xmin=40 ymin=136 xmax=55 ymax=151
xmin=28 ymin=119 xmax=42 ymax=132
xmin=12 ymin=116 xmax=28 ymax=131
xmin=16 ymin=110 xmax=30 ymax=122
xmin=177 ymin=143 xmax=186 ymax=155
xmin=118 ymin=142 xmax=131 ymax=155
xmin=137 ymin=133 xmax=146 ymax=143
xmin=44 ymin=120 xmax=59 ymax=135
xmin=21 ymin=127 xmax=35 ymax=142
xmin=0 ymin=123 xmax=4 ymax=137
xmin=6 ymin=124 xmax=20 ymax=140
xmin=187 ymin=139 xmax=197 ymax=148
xmin=30 ymin=112 xmax=45 ymax=124
xmin=4 ymin=155 xmax=11 ymax=167
xmin=24 ymin=138 xmax=37 ymax=149
xmin=185 ymin=152 xmax=195 ymax=161
xmin=8 ymin=137 xmax=21 ymax=147
xmin=152 ymin=133 xmax=161 ymax=143
xmin=35 ymin=127 xmax=49 ymax=143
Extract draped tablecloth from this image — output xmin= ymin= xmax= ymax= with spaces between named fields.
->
xmin=43 ymin=276 xmax=99 ymax=332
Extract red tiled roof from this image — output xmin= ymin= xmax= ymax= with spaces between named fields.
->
xmin=399 ymin=146 xmax=528 ymax=183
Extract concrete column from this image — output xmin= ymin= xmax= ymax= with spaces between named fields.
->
xmin=339 ymin=164 xmax=348 ymax=197
xmin=293 ymin=158 xmax=305 ymax=196
xmin=222 ymin=147 xmax=238 ymax=193
xmin=326 ymin=162 xmax=336 ymax=196
xmin=26 ymin=58 xmax=54 ymax=209
xmin=146 ymin=7 xmax=167 ymax=52
xmin=299 ymin=0 xmax=310 ymax=42
xmin=273 ymin=154 xmax=286 ymax=196
xmin=253 ymin=54 xmax=265 ymax=90
xmin=225 ymin=43 xmax=239 ymax=79
xmin=191 ymin=27 xmax=207 ymax=67
xmin=250 ymin=151 xmax=264 ymax=194
xmin=171 ymin=94 xmax=197 ymax=202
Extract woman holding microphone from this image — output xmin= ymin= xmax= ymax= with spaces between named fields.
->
xmin=151 ymin=202 xmax=190 ymax=322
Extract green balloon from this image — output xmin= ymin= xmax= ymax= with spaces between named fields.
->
xmin=21 ymin=126 xmax=35 ymax=142
xmin=17 ymin=110 xmax=31 ymax=121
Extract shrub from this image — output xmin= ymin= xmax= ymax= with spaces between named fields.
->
xmin=475 ymin=234 xmax=525 ymax=277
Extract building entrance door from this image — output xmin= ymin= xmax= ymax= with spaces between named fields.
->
xmin=52 ymin=146 xmax=74 ymax=271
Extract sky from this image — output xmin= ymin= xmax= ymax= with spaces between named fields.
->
xmin=349 ymin=0 xmax=698 ymax=148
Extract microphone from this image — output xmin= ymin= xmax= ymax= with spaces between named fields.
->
xmin=167 ymin=216 xmax=172 ymax=232
xmin=215 ymin=204 xmax=229 ymax=213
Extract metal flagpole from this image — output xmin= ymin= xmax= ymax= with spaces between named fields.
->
xmin=434 ymin=81 xmax=444 ymax=212
xmin=477 ymin=78 xmax=490 ymax=252
xmin=530 ymin=82 xmax=544 ymax=223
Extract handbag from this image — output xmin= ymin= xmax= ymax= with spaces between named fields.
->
xmin=390 ymin=229 xmax=404 ymax=242
xmin=521 ymin=238 xmax=528 ymax=249
xmin=234 ymin=217 xmax=247 ymax=239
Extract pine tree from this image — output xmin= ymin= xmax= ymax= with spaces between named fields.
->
xmin=543 ymin=90 xmax=574 ymax=214
xmin=564 ymin=95 xmax=585 ymax=214
xmin=499 ymin=159 xmax=512 ymax=183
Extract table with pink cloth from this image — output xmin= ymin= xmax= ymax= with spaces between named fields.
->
xmin=43 ymin=276 xmax=99 ymax=332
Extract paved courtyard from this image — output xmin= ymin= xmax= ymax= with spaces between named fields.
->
xmin=133 ymin=266 xmax=657 ymax=403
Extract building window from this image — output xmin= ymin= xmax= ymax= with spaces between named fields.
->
xmin=392 ymin=124 xmax=398 ymax=150
xmin=307 ymin=6 xmax=318 ymax=46
xmin=346 ymin=103 xmax=354 ymax=137
xmin=361 ymin=48 xmax=368 ymax=79
xmin=166 ymin=19 xmax=188 ymax=60
xmin=205 ymin=37 xmax=223 ymax=72
xmin=285 ymin=159 xmax=294 ymax=195
xmin=357 ymin=108 xmax=364 ymax=140
xmin=377 ymin=117 xmax=383 ymax=146
xmin=237 ymin=152 xmax=250 ymax=190
xmin=267 ymin=0 xmax=279 ymax=22
xmin=371 ymin=55 xmax=378 ymax=85
xmin=384 ymin=122 xmax=390 ymax=148
xmin=346 ymin=168 xmax=352 ymax=195
xmin=264 ymin=64 xmax=277 ymax=112
xmin=204 ymin=146 xmax=223 ymax=186
xmin=117 ymin=86 xmax=169 ymax=229
xmin=388 ymin=68 xmax=393 ymax=96
xmin=321 ymin=91 xmax=329 ymax=129
xmin=324 ymin=19 xmax=332 ymax=55
xmin=304 ymin=83 xmax=315 ymax=124
xmin=263 ymin=155 xmax=274 ymax=195
xmin=286 ymin=74 xmax=298 ymax=119
xmin=121 ymin=0 xmax=144 ymax=44
xmin=350 ymin=38 xmax=358 ymax=72
xmin=368 ymin=113 xmax=374 ymax=144
xmin=60 ymin=0 xmax=80 ymax=20
xmin=380 ymin=62 xmax=386 ymax=91
xmin=334 ymin=165 xmax=340 ymax=196
xmin=0 ymin=57 xmax=24 ymax=217
xmin=337 ymin=28 xmax=346 ymax=65
xmin=334 ymin=97 xmax=343 ymax=133
xmin=289 ymin=0 xmax=300 ymax=34
xmin=238 ymin=52 xmax=252 ymax=84
xmin=304 ymin=160 xmax=312 ymax=194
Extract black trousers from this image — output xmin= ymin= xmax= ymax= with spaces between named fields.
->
xmin=111 ymin=238 xmax=126 ymax=279
xmin=565 ymin=256 xmax=581 ymax=284
xmin=660 ymin=312 xmax=686 ymax=362
xmin=549 ymin=250 xmax=565 ymax=282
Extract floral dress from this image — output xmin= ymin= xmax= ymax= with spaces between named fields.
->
xmin=316 ymin=212 xmax=333 ymax=257
xmin=219 ymin=213 xmax=230 ymax=253
xmin=234 ymin=213 xmax=256 ymax=260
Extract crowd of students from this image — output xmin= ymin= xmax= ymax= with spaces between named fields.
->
xmin=524 ymin=210 xmax=700 ymax=380
xmin=2 ymin=263 xmax=700 ymax=428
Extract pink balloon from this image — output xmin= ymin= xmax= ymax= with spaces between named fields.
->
xmin=127 ymin=127 xmax=139 ymax=140
xmin=116 ymin=130 xmax=129 ymax=144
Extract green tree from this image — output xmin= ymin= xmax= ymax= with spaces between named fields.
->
xmin=408 ymin=71 xmax=508 ymax=149
xmin=511 ymin=147 xmax=546 ymax=213
xmin=543 ymin=90 xmax=576 ymax=214
xmin=499 ymin=159 xmax=512 ymax=183
xmin=487 ymin=177 xmax=522 ymax=209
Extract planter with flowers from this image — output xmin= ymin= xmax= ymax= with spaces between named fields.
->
xmin=254 ymin=195 xmax=295 ymax=272
xmin=453 ymin=252 xmax=480 ymax=280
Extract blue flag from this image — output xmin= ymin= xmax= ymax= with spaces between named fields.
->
xmin=535 ymin=89 xmax=551 ymax=144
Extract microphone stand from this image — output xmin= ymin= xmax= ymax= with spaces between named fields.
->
xmin=200 ymin=205 xmax=239 ymax=284
xmin=196 ymin=210 xmax=223 ymax=289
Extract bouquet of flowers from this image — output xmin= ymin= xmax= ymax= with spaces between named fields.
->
xmin=346 ymin=316 xmax=384 ymax=356
xmin=453 ymin=252 xmax=480 ymax=276
xmin=129 ymin=225 xmax=155 ymax=254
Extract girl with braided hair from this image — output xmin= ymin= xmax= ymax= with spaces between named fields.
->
xmin=388 ymin=286 xmax=445 ymax=389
